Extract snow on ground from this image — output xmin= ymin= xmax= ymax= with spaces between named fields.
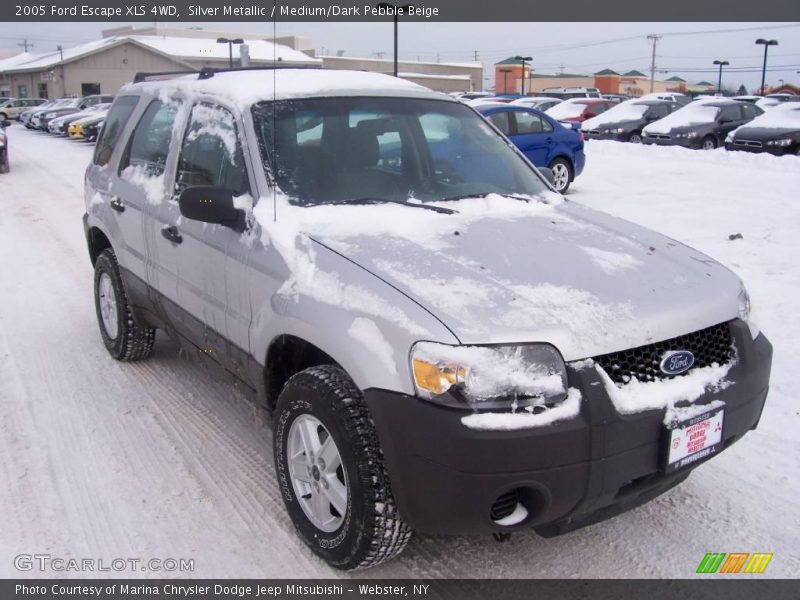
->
xmin=0 ymin=128 xmax=798 ymax=578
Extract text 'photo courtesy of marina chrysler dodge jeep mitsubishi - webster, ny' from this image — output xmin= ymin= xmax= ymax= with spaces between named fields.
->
xmin=82 ymin=67 xmax=772 ymax=570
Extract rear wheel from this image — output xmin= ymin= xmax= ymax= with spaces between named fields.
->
xmin=548 ymin=158 xmax=573 ymax=193
xmin=274 ymin=365 xmax=411 ymax=570
xmin=93 ymin=248 xmax=155 ymax=361
xmin=701 ymin=136 xmax=717 ymax=150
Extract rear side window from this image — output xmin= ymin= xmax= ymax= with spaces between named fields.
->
xmin=119 ymin=100 xmax=180 ymax=177
xmin=93 ymin=96 xmax=138 ymax=167
xmin=487 ymin=111 xmax=511 ymax=135
xmin=514 ymin=111 xmax=553 ymax=134
xmin=175 ymin=103 xmax=248 ymax=195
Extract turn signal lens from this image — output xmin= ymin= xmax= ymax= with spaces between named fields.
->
xmin=412 ymin=358 xmax=467 ymax=395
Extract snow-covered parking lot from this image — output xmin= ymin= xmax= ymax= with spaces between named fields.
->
xmin=0 ymin=126 xmax=798 ymax=578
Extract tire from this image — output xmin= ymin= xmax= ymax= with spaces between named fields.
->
xmin=0 ymin=149 xmax=8 ymax=174
xmin=274 ymin=365 xmax=412 ymax=570
xmin=548 ymin=157 xmax=573 ymax=193
xmin=628 ymin=131 xmax=642 ymax=144
xmin=701 ymin=136 xmax=717 ymax=150
xmin=93 ymin=248 xmax=155 ymax=361
xmin=0 ymin=112 xmax=7 ymax=120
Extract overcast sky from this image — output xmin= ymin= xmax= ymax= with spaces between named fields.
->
xmin=1 ymin=21 xmax=798 ymax=91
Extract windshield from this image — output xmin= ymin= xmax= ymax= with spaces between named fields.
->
xmin=251 ymin=97 xmax=549 ymax=206
xmin=546 ymin=100 xmax=589 ymax=120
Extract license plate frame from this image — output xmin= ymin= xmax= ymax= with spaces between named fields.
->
xmin=663 ymin=407 xmax=725 ymax=473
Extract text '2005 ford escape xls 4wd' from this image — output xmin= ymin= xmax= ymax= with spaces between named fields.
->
xmin=83 ymin=68 xmax=772 ymax=570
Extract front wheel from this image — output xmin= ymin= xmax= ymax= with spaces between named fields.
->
xmin=548 ymin=158 xmax=573 ymax=193
xmin=701 ymin=136 xmax=717 ymax=150
xmin=628 ymin=131 xmax=643 ymax=144
xmin=274 ymin=365 xmax=412 ymax=570
xmin=93 ymin=248 xmax=155 ymax=361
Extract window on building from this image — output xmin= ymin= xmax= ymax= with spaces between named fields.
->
xmin=81 ymin=83 xmax=101 ymax=96
xmin=120 ymin=100 xmax=180 ymax=177
xmin=175 ymin=103 xmax=248 ymax=195
xmin=17 ymin=85 xmax=28 ymax=98
xmin=37 ymin=82 xmax=48 ymax=99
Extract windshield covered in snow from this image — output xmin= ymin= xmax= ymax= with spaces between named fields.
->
xmin=252 ymin=97 xmax=548 ymax=206
xmin=741 ymin=103 xmax=800 ymax=129
xmin=545 ymin=100 xmax=590 ymax=120
xmin=645 ymin=102 xmax=720 ymax=132
xmin=582 ymin=102 xmax=650 ymax=128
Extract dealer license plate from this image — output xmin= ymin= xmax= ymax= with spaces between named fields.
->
xmin=664 ymin=408 xmax=724 ymax=473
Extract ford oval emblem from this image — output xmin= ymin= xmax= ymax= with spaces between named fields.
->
xmin=660 ymin=350 xmax=695 ymax=376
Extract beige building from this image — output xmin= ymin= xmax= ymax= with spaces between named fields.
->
xmin=0 ymin=26 xmax=481 ymax=99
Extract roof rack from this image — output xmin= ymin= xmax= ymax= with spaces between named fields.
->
xmin=197 ymin=64 xmax=323 ymax=79
xmin=133 ymin=64 xmax=322 ymax=84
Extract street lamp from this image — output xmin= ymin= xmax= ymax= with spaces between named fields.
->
xmin=499 ymin=68 xmax=512 ymax=94
xmin=712 ymin=60 xmax=729 ymax=95
xmin=217 ymin=37 xmax=244 ymax=69
xmin=755 ymin=39 xmax=778 ymax=96
xmin=376 ymin=3 xmax=412 ymax=77
xmin=514 ymin=55 xmax=532 ymax=96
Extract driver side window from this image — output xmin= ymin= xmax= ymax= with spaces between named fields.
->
xmin=175 ymin=103 xmax=249 ymax=195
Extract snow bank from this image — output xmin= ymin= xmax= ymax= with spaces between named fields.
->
xmin=461 ymin=387 xmax=582 ymax=431
xmin=643 ymin=103 xmax=721 ymax=134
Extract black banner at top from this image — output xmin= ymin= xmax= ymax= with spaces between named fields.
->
xmin=2 ymin=0 xmax=800 ymax=22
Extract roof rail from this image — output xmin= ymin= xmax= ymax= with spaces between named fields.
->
xmin=197 ymin=64 xmax=323 ymax=80
xmin=133 ymin=70 xmax=199 ymax=83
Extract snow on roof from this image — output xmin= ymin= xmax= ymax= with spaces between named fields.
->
xmin=398 ymin=72 xmax=471 ymax=81
xmin=0 ymin=35 xmax=318 ymax=74
xmin=737 ymin=102 xmax=800 ymax=129
xmin=131 ymin=69 xmax=446 ymax=109
xmin=323 ymin=55 xmax=481 ymax=69
xmin=0 ymin=52 xmax=41 ymax=71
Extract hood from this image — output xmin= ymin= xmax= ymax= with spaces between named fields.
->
xmin=732 ymin=126 xmax=800 ymax=142
xmin=309 ymin=200 xmax=741 ymax=361
xmin=583 ymin=118 xmax=641 ymax=132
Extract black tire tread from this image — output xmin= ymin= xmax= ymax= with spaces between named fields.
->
xmin=280 ymin=365 xmax=412 ymax=570
xmin=94 ymin=248 xmax=155 ymax=361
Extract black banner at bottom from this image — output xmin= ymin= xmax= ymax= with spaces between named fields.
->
xmin=3 ymin=580 xmax=799 ymax=600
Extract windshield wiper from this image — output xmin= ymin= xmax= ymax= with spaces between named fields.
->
xmin=328 ymin=197 xmax=458 ymax=214
xmin=442 ymin=192 xmax=533 ymax=203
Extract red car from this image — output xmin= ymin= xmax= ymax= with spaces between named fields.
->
xmin=545 ymin=98 xmax=616 ymax=123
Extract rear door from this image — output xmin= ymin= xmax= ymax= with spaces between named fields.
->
xmin=509 ymin=109 xmax=553 ymax=166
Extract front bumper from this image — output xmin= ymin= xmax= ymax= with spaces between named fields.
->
xmin=584 ymin=131 xmax=628 ymax=142
xmin=366 ymin=321 xmax=771 ymax=536
xmin=642 ymin=135 xmax=701 ymax=149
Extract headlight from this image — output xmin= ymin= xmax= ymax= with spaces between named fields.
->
xmin=604 ymin=128 xmax=625 ymax=134
xmin=738 ymin=285 xmax=759 ymax=339
xmin=677 ymin=132 xmax=699 ymax=139
xmin=766 ymin=138 xmax=793 ymax=147
xmin=410 ymin=342 xmax=568 ymax=410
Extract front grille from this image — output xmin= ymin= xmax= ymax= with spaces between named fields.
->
xmin=594 ymin=321 xmax=734 ymax=385
xmin=734 ymin=139 xmax=762 ymax=148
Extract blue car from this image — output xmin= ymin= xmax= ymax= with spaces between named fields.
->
xmin=475 ymin=104 xmax=585 ymax=193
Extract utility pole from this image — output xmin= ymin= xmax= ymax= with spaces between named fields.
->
xmin=647 ymin=34 xmax=662 ymax=93
xmin=18 ymin=39 xmax=33 ymax=52
xmin=472 ymin=50 xmax=479 ymax=62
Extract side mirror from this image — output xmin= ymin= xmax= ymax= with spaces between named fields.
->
xmin=178 ymin=186 xmax=245 ymax=231
xmin=1 ymin=120 xmax=11 ymax=129
xmin=538 ymin=167 xmax=556 ymax=187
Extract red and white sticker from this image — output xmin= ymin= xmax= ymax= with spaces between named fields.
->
xmin=667 ymin=410 xmax=724 ymax=468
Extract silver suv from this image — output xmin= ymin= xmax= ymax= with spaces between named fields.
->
xmin=83 ymin=68 xmax=772 ymax=570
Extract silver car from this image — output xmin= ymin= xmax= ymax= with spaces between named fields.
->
xmin=83 ymin=69 xmax=772 ymax=570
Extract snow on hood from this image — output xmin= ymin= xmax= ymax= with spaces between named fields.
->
xmin=252 ymin=194 xmax=742 ymax=361
xmin=582 ymin=101 xmax=649 ymax=130
xmin=736 ymin=103 xmax=800 ymax=130
xmin=643 ymin=102 xmax=721 ymax=134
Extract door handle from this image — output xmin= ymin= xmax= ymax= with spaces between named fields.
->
xmin=161 ymin=225 xmax=183 ymax=245
xmin=109 ymin=197 xmax=125 ymax=213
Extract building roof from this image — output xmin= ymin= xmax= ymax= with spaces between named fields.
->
xmin=665 ymin=76 xmax=687 ymax=82
xmin=530 ymin=73 xmax=590 ymax=79
xmin=696 ymin=81 xmax=714 ymax=87
xmin=623 ymin=70 xmax=647 ymax=77
xmin=495 ymin=56 xmax=532 ymax=66
xmin=0 ymin=35 xmax=319 ymax=74
xmin=595 ymin=68 xmax=620 ymax=76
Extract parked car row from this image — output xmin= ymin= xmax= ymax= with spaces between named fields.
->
xmin=19 ymin=94 xmax=113 ymax=131
xmin=0 ymin=97 xmax=48 ymax=120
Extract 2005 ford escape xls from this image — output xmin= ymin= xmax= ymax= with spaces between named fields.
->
xmin=83 ymin=68 xmax=772 ymax=570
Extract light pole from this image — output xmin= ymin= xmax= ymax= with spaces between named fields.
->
xmin=713 ymin=60 xmax=729 ymax=95
xmin=514 ymin=55 xmax=532 ymax=96
xmin=217 ymin=37 xmax=244 ymax=69
xmin=755 ymin=39 xmax=778 ymax=96
xmin=376 ymin=3 xmax=412 ymax=77
xmin=499 ymin=68 xmax=512 ymax=94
